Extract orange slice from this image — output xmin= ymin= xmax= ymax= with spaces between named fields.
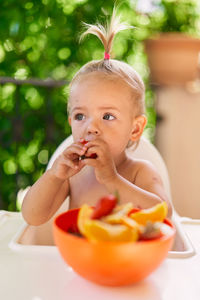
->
xmin=121 ymin=215 xmax=140 ymax=228
xmin=77 ymin=204 xmax=93 ymax=236
xmin=129 ymin=202 xmax=168 ymax=225
xmin=102 ymin=202 xmax=134 ymax=224
xmin=83 ymin=219 xmax=139 ymax=242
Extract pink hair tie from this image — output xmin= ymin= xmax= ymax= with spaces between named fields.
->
xmin=104 ymin=52 xmax=110 ymax=60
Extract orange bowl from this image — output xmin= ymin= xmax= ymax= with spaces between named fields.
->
xmin=53 ymin=208 xmax=175 ymax=286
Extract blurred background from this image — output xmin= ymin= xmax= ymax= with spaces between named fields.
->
xmin=1 ymin=0 xmax=200 ymax=218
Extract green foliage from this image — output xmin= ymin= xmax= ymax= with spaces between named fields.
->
xmin=0 ymin=0 xmax=156 ymax=211
xmin=140 ymin=0 xmax=200 ymax=37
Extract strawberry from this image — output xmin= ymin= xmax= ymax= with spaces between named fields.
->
xmin=128 ymin=207 xmax=141 ymax=216
xmin=91 ymin=194 xmax=118 ymax=219
xmin=80 ymin=139 xmax=88 ymax=145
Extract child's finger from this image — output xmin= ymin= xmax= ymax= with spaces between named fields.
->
xmin=84 ymin=140 xmax=109 ymax=157
xmin=85 ymin=145 xmax=102 ymax=158
xmin=63 ymin=144 xmax=87 ymax=158
xmin=81 ymin=157 xmax=98 ymax=168
xmin=60 ymin=156 xmax=79 ymax=170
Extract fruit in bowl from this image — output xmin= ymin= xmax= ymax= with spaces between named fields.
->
xmin=53 ymin=195 xmax=175 ymax=286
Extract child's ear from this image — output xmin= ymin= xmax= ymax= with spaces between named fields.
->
xmin=130 ymin=115 xmax=147 ymax=142
xmin=68 ymin=116 xmax=71 ymax=126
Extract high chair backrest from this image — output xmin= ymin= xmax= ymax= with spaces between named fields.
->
xmin=47 ymin=135 xmax=172 ymax=204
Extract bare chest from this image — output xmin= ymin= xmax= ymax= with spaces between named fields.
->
xmin=68 ymin=159 xmax=138 ymax=209
xmin=69 ymin=167 xmax=109 ymax=209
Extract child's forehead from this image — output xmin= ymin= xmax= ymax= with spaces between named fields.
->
xmin=70 ymin=72 xmax=130 ymax=96
xmin=68 ymin=72 xmax=138 ymax=115
xmin=70 ymin=81 xmax=135 ymax=115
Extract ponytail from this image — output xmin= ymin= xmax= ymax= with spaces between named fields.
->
xmin=80 ymin=7 xmax=133 ymax=60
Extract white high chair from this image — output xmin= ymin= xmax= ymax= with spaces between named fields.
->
xmin=15 ymin=134 xmax=196 ymax=257
xmin=14 ymin=133 xmax=197 ymax=259
xmin=19 ymin=135 xmax=174 ymax=246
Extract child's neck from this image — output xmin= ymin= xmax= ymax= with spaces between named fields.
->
xmin=115 ymin=151 xmax=129 ymax=170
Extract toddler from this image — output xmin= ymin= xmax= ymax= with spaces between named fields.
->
xmin=22 ymin=8 xmax=172 ymax=227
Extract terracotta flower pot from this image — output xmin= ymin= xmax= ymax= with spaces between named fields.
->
xmin=144 ymin=33 xmax=200 ymax=85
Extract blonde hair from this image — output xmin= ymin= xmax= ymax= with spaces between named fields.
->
xmin=68 ymin=7 xmax=146 ymax=147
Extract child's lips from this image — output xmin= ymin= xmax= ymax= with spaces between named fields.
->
xmin=80 ymin=138 xmax=94 ymax=144
xmin=80 ymin=139 xmax=88 ymax=145
xmin=80 ymin=153 xmax=97 ymax=160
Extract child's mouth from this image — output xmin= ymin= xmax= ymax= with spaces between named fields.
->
xmin=80 ymin=153 xmax=98 ymax=160
xmin=80 ymin=139 xmax=97 ymax=160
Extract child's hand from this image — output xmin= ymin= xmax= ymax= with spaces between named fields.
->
xmin=50 ymin=142 xmax=87 ymax=180
xmin=81 ymin=138 xmax=117 ymax=185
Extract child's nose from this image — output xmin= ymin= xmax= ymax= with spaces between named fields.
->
xmin=87 ymin=119 xmax=100 ymax=135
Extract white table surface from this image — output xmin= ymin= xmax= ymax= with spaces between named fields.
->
xmin=0 ymin=211 xmax=200 ymax=300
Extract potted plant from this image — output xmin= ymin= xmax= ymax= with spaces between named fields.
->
xmin=139 ymin=0 xmax=200 ymax=85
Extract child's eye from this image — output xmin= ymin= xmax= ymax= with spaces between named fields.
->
xmin=103 ymin=113 xmax=115 ymax=121
xmin=74 ymin=113 xmax=85 ymax=121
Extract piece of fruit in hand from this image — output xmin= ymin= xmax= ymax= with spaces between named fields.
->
xmin=91 ymin=194 xmax=118 ymax=220
xmin=80 ymin=139 xmax=97 ymax=159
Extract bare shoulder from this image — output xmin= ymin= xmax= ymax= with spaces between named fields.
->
xmin=130 ymin=158 xmax=168 ymax=203
xmin=133 ymin=158 xmax=163 ymax=187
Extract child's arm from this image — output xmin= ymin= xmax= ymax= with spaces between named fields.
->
xmin=82 ymin=139 xmax=172 ymax=218
xmin=106 ymin=161 xmax=173 ymax=218
xmin=22 ymin=171 xmax=69 ymax=225
xmin=22 ymin=142 xmax=87 ymax=225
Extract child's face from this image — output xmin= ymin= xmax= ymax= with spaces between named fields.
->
xmin=69 ymin=73 xmax=145 ymax=160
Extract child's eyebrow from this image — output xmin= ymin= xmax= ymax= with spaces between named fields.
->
xmin=98 ymin=106 xmax=120 ymax=112
xmin=71 ymin=106 xmax=120 ymax=112
xmin=71 ymin=106 xmax=86 ymax=113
